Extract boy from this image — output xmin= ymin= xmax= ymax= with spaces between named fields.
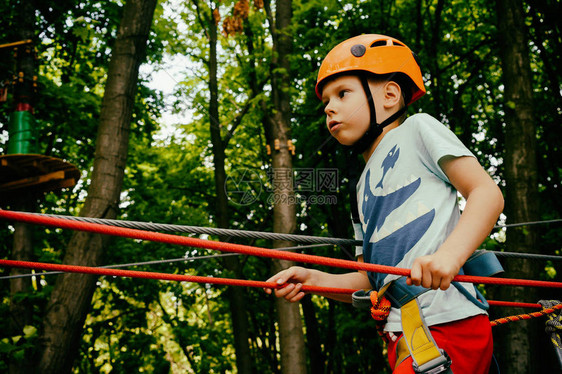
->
xmin=264 ymin=34 xmax=504 ymax=373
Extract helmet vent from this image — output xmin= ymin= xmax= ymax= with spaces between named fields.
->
xmin=370 ymin=40 xmax=406 ymax=47
xmin=370 ymin=40 xmax=388 ymax=47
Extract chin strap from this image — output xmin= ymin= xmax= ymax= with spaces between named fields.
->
xmin=349 ymin=75 xmax=407 ymax=155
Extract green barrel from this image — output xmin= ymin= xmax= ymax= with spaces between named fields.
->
xmin=7 ymin=111 xmax=37 ymax=154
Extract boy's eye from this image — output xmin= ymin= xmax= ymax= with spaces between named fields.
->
xmin=339 ymin=90 xmax=349 ymax=98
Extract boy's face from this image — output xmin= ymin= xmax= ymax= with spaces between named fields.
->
xmin=321 ymin=75 xmax=372 ymax=146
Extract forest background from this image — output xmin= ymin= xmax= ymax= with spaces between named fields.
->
xmin=0 ymin=0 xmax=561 ymax=373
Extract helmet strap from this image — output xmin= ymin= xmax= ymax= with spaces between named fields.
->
xmin=349 ymin=74 xmax=407 ymax=155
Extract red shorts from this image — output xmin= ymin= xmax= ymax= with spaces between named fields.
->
xmin=387 ymin=314 xmax=493 ymax=374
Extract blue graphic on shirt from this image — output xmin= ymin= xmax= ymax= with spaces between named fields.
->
xmin=376 ymin=145 xmax=399 ymax=189
xmin=362 ymin=146 xmax=435 ymax=289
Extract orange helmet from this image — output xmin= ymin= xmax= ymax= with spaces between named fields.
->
xmin=315 ymin=34 xmax=425 ymax=105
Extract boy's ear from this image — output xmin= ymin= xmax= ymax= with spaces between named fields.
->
xmin=383 ymin=81 xmax=403 ymax=108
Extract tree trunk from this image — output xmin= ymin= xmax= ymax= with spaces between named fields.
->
xmin=495 ymin=0 xmax=541 ymax=372
xmin=263 ymin=1 xmax=307 ymax=373
xmin=204 ymin=2 xmax=254 ymax=373
xmin=301 ymin=296 xmax=325 ymax=373
xmin=9 ymin=204 xmax=35 ymax=374
xmin=35 ymin=0 xmax=157 ymax=372
xmin=8 ymin=1 xmax=37 ymax=373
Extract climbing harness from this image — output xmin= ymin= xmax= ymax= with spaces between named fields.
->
xmin=354 ymin=281 xmax=452 ymax=373
xmin=352 ymin=250 xmax=503 ymax=373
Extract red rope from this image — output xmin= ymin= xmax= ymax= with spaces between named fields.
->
xmin=1 ymin=209 xmax=562 ymax=289
xmin=488 ymin=300 xmax=542 ymax=309
xmin=3 ymin=258 xmax=558 ymax=329
xmin=0 ymin=259 xmax=355 ymax=294
xmin=0 ymin=259 xmax=550 ymax=309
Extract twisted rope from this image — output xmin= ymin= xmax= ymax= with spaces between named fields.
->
xmin=0 ymin=259 xmax=357 ymax=295
xmin=1 ymin=210 xmax=561 ymax=289
xmin=0 ymin=243 xmax=329 ymax=281
xmin=490 ymin=302 xmax=562 ymax=326
xmin=14 ymin=212 xmax=562 ymax=262
xmin=40 ymin=213 xmax=357 ymax=246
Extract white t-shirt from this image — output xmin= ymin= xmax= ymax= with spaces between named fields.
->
xmin=355 ymin=113 xmax=487 ymax=332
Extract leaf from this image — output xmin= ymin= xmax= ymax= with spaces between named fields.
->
xmin=23 ymin=325 xmax=38 ymax=339
xmin=0 ymin=340 xmax=16 ymax=354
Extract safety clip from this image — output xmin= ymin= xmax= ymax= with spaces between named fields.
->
xmin=412 ymin=350 xmax=452 ymax=374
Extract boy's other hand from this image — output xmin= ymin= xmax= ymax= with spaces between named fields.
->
xmin=263 ymin=266 xmax=312 ymax=302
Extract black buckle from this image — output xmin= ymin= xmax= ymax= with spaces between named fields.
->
xmin=351 ymin=289 xmax=373 ymax=310
xmin=412 ymin=350 xmax=452 ymax=374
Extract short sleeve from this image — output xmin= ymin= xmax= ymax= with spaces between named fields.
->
xmin=414 ymin=114 xmax=475 ymax=183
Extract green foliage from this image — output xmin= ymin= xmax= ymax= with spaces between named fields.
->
xmin=1 ymin=0 xmax=561 ymax=372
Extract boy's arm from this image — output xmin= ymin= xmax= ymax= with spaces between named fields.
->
xmin=264 ymin=256 xmax=371 ymax=303
xmin=407 ymin=155 xmax=504 ymax=290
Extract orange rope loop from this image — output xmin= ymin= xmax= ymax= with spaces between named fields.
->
xmin=490 ymin=302 xmax=562 ymax=327
xmin=370 ymin=291 xmax=391 ymax=321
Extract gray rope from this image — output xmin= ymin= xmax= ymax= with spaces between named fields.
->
xmin=37 ymin=213 xmax=562 ymax=243
xmin=0 ymin=254 xmax=239 ymax=280
xmin=491 ymin=250 xmax=562 ymax=262
xmin=495 ymin=219 xmax=562 ymax=229
xmin=0 ymin=243 xmax=332 ymax=280
xmin=8 ymin=212 xmax=562 ymax=261
xmin=40 ymin=213 xmax=359 ymax=246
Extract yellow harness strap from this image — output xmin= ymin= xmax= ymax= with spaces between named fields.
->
xmin=401 ymin=298 xmax=442 ymax=365
xmin=396 ymin=298 xmax=452 ymax=372
xmin=395 ymin=336 xmax=411 ymax=369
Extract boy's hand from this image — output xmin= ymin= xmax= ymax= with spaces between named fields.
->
xmin=264 ymin=266 xmax=312 ymax=302
xmin=406 ymin=249 xmax=462 ymax=290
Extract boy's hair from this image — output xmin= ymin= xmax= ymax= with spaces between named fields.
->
xmin=317 ymin=71 xmax=413 ymax=105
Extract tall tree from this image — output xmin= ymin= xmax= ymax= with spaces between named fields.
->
xmin=7 ymin=2 xmax=37 ymax=374
xmin=262 ymin=1 xmax=307 ymax=373
xmin=35 ymin=0 xmax=157 ymax=372
xmin=495 ymin=0 xmax=541 ymax=372
xmin=191 ymin=1 xmax=254 ymax=372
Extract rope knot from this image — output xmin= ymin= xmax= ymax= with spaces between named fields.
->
xmin=370 ymin=291 xmax=391 ymax=321
xmin=539 ymin=300 xmax=562 ymax=332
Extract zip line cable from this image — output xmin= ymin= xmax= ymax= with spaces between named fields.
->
xmin=7 ymin=211 xmax=562 ymax=262
xmin=1 ymin=209 xmax=561 ymax=290
xmin=0 ymin=253 xmax=239 ymax=280
xmin=0 ymin=258 xmax=559 ymax=314
xmin=0 ymin=243 xmax=331 ymax=280
xmin=39 ymin=213 xmax=357 ymax=245
xmin=494 ymin=219 xmax=562 ymax=229
xmin=2 ymin=259 xmax=561 ymax=332
xmin=0 ymin=253 xmax=543 ymax=309
xmin=0 ymin=258 xmax=357 ymax=295
xmin=0 ymin=252 xmax=552 ymax=311
xmin=2 ymin=209 xmax=562 ymax=328
xmin=4 ymin=258 xmax=562 ymax=328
